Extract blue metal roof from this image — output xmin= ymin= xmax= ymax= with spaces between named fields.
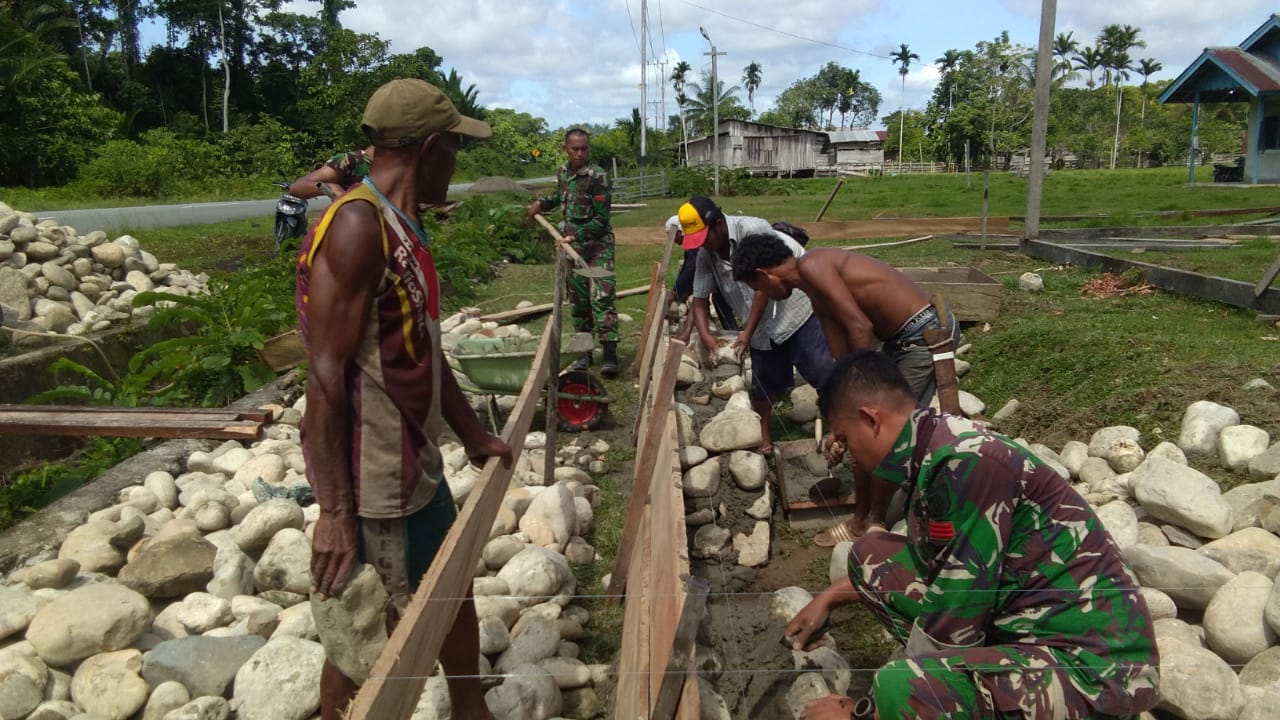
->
xmin=1160 ymin=15 xmax=1280 ymax=104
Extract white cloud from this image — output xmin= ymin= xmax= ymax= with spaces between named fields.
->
xmin=318 ymin=0 xmax=1278 ymax=129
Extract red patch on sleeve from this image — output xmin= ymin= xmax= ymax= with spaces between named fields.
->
xmin=594 ymin=195 xmax=605 ymax=202
xmin=928 ymin=521 xmax=955 ymax=541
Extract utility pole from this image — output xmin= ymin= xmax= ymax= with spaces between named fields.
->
xmin=639 ymin=0 xmax=648 ymax=167
xmin=1023 ymin=0 xmax=1057 ymax=246
xmin=700 ymin=27 xmax=725 ymax=196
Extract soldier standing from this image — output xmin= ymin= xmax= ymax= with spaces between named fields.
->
xmin=528 ymin=128 xmax=619 ymax=377
xmin=786 ymin=351 xmax=1160 ymax=720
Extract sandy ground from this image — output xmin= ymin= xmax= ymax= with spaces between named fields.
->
xmin=615 ymin=216 xmax=1013 ymax=246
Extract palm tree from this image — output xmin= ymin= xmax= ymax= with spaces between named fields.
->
xmin=1073 ymin=46 xmax=1104 ymax=89
xmin=742 ymin=61 xmax=762 ymax=116
xmin=890 ymin=43 xmax=919 ymax=160
xmin=671 ymin=60 xmax=692 ymax=164
xmin=1098 ymin=24 xmax=1145 ymax=90
xmin=935 ymin=48 xmax=962 ymax=114
xmin=441 ymin=68 xmax=482 ymax=119
xmin=1108 ymin=50 xmax=1134 ymax=169
xmin=1136 ymin=57 xmax=1163 ymax=125
xmin=1053 ymin=31 xmax=1079 ymax=82
xmin=837 ymin=68 xmax=861 ymax=129
xmin=684 ymin=71 xmax=743 ymax=136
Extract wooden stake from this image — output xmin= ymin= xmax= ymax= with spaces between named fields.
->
xmin=814 ymin=177 xmax=846 ymax=222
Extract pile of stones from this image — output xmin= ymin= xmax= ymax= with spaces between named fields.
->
xmin=0 ymin=394 xmax=615 ymax=720
xmin=0 ymin=202 xmax=209 ymax=347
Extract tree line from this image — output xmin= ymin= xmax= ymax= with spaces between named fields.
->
xmin=0 ymin=3 xmax=1251 ymax=193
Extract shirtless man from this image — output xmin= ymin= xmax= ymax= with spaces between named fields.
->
xmin=731 ymin=233 xmax=957 ymax=547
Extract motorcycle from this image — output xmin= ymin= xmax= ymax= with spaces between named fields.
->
xmin=271 ymin=178 xmax=308 ymax=255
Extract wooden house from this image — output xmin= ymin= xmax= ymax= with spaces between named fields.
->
xmin=683 ymin=119 xmax=831 ymax=176
xmin=1160 ymin=14 xmax=1280 ymax=184
xmin=826 ymin=129 xmax=887 ymax=166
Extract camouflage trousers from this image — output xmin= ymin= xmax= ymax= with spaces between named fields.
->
xmin=849 ymin=532 xmax=1131 ymax=720
xmin=567 ymin=234 xmax=618 ymax=343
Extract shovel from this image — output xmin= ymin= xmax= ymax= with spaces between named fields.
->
xmin=532 ymin=214 xmax=614 ymax=279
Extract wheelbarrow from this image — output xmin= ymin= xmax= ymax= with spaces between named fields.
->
xmin=450 ymin=332 xmax=611 ymax=432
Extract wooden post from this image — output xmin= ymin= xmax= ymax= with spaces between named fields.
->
xmin=544 ymin=251 xmax=565 ymax=482
xmin=1189 ymin=91 xmax=1200 ymax=184
xmin=346 ymin=324 xmax=554 ymax=720
xmin=814 ymin=177 xmax=845 ymax=222
xmin=1023 ymin=0 xmax=1056 ymax=247
xmin=981 ymin=171 xmax=990 ymax=239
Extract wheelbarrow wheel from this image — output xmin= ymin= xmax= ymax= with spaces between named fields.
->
xmin=557 ymin=370 xmax=608 ymax=432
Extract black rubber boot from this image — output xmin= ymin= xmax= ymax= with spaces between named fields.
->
xmin=599 ymin=341 xmax=619 ymax=379
xmin=569 ymin=353 xmax=591 ymax=371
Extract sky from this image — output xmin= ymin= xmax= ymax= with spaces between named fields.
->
xmin=285 ymin=0 xmax=1277 ymax=131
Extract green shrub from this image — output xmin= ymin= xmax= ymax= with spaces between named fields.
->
xmin=0 ymin=438 xmax=143 ymax=531
xmin=77 ymin=139 xmax=174 ymax=197
xmin=78 ymin=129 xmax=229 ymax=198
xmin=132 ymin=254 xmax=295 ymax=405
xmin=218 ymin=118 xmax=312 ymax=179
xmin=427 ymin=195 xmax=551 ymax=304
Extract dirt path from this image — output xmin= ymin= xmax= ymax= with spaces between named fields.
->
xmin=614 ymin=216 xmax=1012 ymax=245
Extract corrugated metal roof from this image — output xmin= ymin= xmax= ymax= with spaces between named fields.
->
xmin=827 ymin=129 xmax=881 ymax=144
xmin=1208 ymin=47 xmax=1280 ymax=93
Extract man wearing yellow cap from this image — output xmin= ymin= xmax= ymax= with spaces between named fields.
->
xmin=675 ymin=195 xmax=834 ymax=455
xmin=296 ymin=77 xmax=506 ymax=720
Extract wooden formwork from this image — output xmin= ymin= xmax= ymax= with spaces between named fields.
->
xmin=613 ymin=334 xmax=701 ymax=720
xmin=346 ymin=321 xmax=554 ymax=719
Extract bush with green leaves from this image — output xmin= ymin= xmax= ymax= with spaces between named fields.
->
xmin=0 ymin=438 xmax=144 ymax=531
xmin=426 ymin=194 xmax=551 ymax=305
xmin=78 ymin=129 xmax=229 ymax=197
xmin=129 ymin=254 xmax=296 ymax=406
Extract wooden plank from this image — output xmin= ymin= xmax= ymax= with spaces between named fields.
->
xmin=649 ymin=415 xmax=701 ymax=718
xmin=0 ymin=408 xmax=265 ymax=440
xmin=899 ymin=267 xmax=1003 ymax=323
xmin=1023 ymin=240 xmax=1280 ymax=313
xmin=1256 ymin=247 xmax=1280 ymax=297
xmin=346 ymin=320 xmax=554 ymax=720
xmin=631 ymin=288 xmax=672 ymax=443
xmin=613 ymin=504 xmax=653 ymax=719
xmin=631 ymin=262 xmax=665 ymax=379
xmin=609 ymin=339 xmax=685 ymax=599
xmin=477 ymin=284 xmax=650 ymax=324
xmin=4 ymin=405 xmax=272 ymax=421
xmin=544 ymin=252 xmax=565 ymax=482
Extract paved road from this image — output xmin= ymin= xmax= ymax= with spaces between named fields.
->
xmin=34 ymin=176 xmax=555 ymax=233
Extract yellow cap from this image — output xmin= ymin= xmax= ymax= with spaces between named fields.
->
xmin=677 ymin=196 xmax=720 ymax=250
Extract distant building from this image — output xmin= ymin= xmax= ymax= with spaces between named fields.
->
xmin=681 ymin=119 xmax=884 ymax=175
xmin=1160 ymin=14 xmax=1280 ymax=184
xmin=827 ymin=129 xmax=888 ymax=166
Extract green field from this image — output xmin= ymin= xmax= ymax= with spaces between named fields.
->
xmin=105 ymin=168 xmax=1279 ymax=455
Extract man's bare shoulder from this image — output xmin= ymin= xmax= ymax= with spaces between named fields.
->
xmin=315 ymin=199 xmax=383 ymax=283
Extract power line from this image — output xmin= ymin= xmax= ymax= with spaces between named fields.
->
xmin=657 ymin=0 xmax=669 ymax=58
xmin=680 ymin=0 xmax=890 ymax=62
xmin=623 ymin=0 xmax=643 ymax=54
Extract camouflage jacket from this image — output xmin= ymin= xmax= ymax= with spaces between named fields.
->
xmin=324 ymin=148 xmax=373 ymax=190
xmin=872 ymin=407 xmax=1160 ymax=716
xmin=538 ymin=164 xmax=611 ymax=242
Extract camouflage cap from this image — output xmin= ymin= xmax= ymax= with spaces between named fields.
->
xmin=361 ymin=78 xmax=491 ymax=148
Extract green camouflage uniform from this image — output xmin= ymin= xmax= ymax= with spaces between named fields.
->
xmin=538 ymin=163 xmax=617 ymax=343
xmin=324 ymin=148 xmax=373 ymax=191
xmin=849 ymin=407 xmax=1160 ymax=719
